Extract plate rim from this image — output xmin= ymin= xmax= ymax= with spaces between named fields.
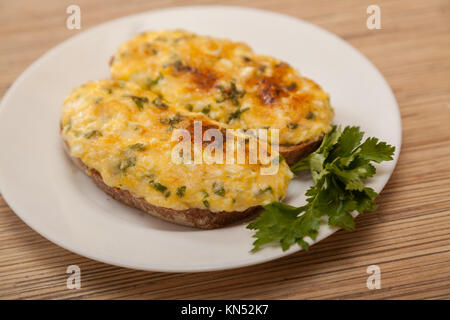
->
xmin=0 ymin=5 xmax=402 ymax=272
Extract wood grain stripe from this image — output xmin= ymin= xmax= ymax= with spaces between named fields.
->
xmin=0 ymin=0 xmax=449 ymax=299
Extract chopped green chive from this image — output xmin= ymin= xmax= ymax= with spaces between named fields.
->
xmin=228 ymin=107 xmax=249 ymax=123
xmin=129 ymin=96 xmax=149 ymax=110
xmin=84 ymin=130 xmax=102 ymax=139
xmin=213 ymin=182 xmax=226 ymax=197
xmin=160 ymin=113 xmax=183 ymax=125
xmin=201 ymin=104 xmax=211 ymax=115
xmin=65 ymin=119 xmax=72 ymax=133
xmin=286 ymin=82 xmax=298 ymax=91
xmin=160 ymin=113 xmax=184 ymax=131
xmin=152 ymin=97 xmax=168 ymax=109
xmin=145 ymin=72 xmax=164 ymax=89
xmin=150 ymin=180 xmax=170 ymax=197
xmin=152 ymin=182 xmax=167 ymax=192
xmin=176 ymin=186 xmax=186 ymax=197
xmin=129 ymin=143 xmax=146 ymax=151
xmin=216 ymin=82 xmax=246 ymax=107
xmin=257 ymin=186 xmax=273 ymax=195
xmin=305 ymin=112 xmax=315 ymax=120
xmin=144 ymin=173 xmax=155 ymax=180
xmin=119 ymin=157 xmax=136 ymax=172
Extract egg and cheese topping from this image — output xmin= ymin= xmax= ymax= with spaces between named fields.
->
xmin=61 ymin=80 xmax=293 ymax=212
xmin=110 ymin=30 xmax=334 ymax=145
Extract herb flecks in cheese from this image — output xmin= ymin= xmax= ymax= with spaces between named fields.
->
xmin=110 ymin=30 xmax=334 ymax=145
xmin=61 ymin=80 xmax=292 ymax=212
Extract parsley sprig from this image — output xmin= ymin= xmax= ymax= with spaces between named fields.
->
xmin=247 ymin=126 xmax=395 ymax=252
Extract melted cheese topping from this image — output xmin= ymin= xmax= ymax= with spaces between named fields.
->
xmin=61 ymin=80 xmax=293 ymax=212
xmin=111 ymin=30 xmax=334 ymax=145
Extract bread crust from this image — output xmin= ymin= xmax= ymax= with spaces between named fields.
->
xmin=279 ymin=138 xmax=322 ymax=165
xmin=62 ymin=140 xmax=260 ymax=229
xmin=62 ymin=135 xmax=320 ymax=229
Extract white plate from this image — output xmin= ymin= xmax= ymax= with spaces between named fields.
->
xmin=0 ymin=6 xmax=401 ymax=272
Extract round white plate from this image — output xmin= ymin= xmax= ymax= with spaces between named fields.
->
xmin=0 ymin=6 xmax=401 ymax=272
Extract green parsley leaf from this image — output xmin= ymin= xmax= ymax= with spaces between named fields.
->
xmin=247 ymin=125 xmax=395 ymax=252
xmin=358 ymin=137 xmax=396 ymax=163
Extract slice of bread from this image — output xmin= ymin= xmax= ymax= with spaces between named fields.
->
xmin=63 ymin=139 xmax=259 ymax=229
xmin=279 ymin=139 xmax=322 ymax=165
xmin=60 ymin=30 xmax=332 ymax=229
xmin=109 ymin=30 xmax=334 ymax=149
xmin=62 ymin=136 xmax=319 ymax=229
xmin=61 ymin=80 xmax=299 ymax=229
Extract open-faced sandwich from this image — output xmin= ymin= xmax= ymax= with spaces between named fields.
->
xmin=61 ymin=79 xmax=293 ymax=228
xmin=61 ymin=30 xmax=334 ymax=229
xmin=110 ymin=30 xmax=334 ymax=164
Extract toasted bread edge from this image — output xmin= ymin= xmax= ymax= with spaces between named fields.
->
xmin=61 ymin=129 xmax=321 ymax=229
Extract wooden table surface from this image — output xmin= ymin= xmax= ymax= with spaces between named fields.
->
xmin=1 ymin=0 xmax=449 ymax=300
